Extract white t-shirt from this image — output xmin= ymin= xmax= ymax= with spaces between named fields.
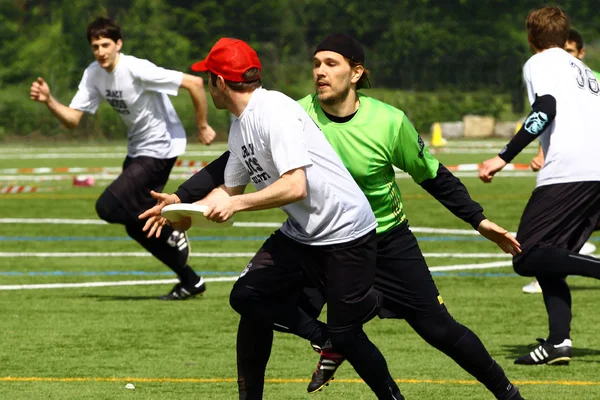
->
xmin=70 ymin=54 xmax=186 ymax=159
xmin=225 ymin=88 xmax=377 ymax=245
xmin=523 ymin=48 xmax=600 ymax=187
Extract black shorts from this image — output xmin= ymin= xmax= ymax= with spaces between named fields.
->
xmin=515 ymin=181 xmax=600 ymax=261
xmin=233 ymin=230 xmax=381 ymax=333
xmin=374 ymin=222 xmax=446 ymax=320
xmin=105 ymin=156 xmax=176 ymax=219
xmin=299 ymin=222 xmax=446 ymax=321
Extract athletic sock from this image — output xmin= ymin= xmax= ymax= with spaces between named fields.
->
xmin=236 ymin=316 xmax=273 ymax=400
xmin=538 ymin=277 xmax=572 ymax=345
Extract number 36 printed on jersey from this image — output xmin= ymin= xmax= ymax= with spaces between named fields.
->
xmin=571 ymin=61 xmax=600 ymax=95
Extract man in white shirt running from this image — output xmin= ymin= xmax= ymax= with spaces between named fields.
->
xmin=523 ymin=27 xmax=598 ymax=294
xmin=144 ymin=37 xmax=404 ymax=399
xmin=29 ymin=17 xmax=216 ymax=300
xmin=480 ymin=6 xmax=600 ymax=366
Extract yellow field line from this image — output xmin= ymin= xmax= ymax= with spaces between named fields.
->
xmin=1 ymin=377 xmax=599 ymax=386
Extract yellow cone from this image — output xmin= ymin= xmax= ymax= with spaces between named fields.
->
xmin=431 ymin=122 xmax=447 ymax=147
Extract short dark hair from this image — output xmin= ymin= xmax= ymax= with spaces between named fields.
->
xmin=87 ymin=17 xmax=122 ymax=44
xmin=526 ymin=6 xmax=569 ymax=50
xmin=567 ymin=28 xmax=584 ymax=51
xmin=210 ymin=68 xmax=261 ymax=92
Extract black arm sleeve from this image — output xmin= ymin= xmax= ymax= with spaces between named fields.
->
xmin=419 ymin=163 xmax=486 ymax=230
xmin=173 ymin=151 xmax=230 ymax=203
xmin=498 ymin=94 xmax=556 ymax=163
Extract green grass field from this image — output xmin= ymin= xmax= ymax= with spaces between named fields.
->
xmin=0 ymin=140 xmax=598 ymax=399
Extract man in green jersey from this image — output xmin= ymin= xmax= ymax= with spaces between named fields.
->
xmin=140 ymin=34 xmax=524 ymax=400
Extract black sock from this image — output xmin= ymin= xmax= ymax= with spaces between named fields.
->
xmin=236 ymin=316 xmax=273 ymax=400
xmin=517 ymin=247 xmax=600 ymax=279
xmin=331 ymin=329 xmax=403 ymax=399
xmin=408 ymin=311 xmax=515 ymax=399
xmin=125 ymin=222 xmax=200 ymax=285
xmin=538 ymin=277 xmax=572 ymax=344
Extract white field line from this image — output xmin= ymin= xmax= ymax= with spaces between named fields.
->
xmin=0 ymin=219 xmax=513 ymax=235
xmin=0 ymin=262 xmax=515 ymax=291
xmin=0 ymin=276 xmax=238 ymax=291
xmin=0 ymin=252 xmax=512 ymax=259
xmin=0 ymin=171 xmax=537 ymax=182
xmin=0 ymin=218 xmax=282 ymax=228
xmin=0 ymin=151 xmax=226 ymax=160
xmin=429 ymin=148 xmax=537 ymax=154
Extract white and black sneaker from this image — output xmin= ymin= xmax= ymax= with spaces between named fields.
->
xmin=514 ymin=338 xmax=572 ymax=365
xmin=159 ymin=277 xmax=206 ymax=300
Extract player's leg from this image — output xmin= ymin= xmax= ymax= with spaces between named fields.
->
xmin=319 ymin=230 xmax=403 ymax=400
xmin=229 ymin=231 xmax=324 ymax=400
xmin=96 ymin=156 xmax=203 ymax=299
xmin=512 ymin=181 xmax=600 ymax=364
xmin=376 ymin=223 xmax=522 ymax=400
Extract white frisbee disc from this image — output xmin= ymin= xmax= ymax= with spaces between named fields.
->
xmin=161 ymin=203 xmax=234 ymax=228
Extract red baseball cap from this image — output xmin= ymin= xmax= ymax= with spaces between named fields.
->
xmin=191 ymin=38 xmax=262 ymax=82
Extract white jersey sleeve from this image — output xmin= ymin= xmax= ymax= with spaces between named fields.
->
xmin=128 ymin=58 xmax=183 ymax=96
xmin=224 ymin=153 xmax=251 ymax=188
xmin=265 ymin=109 xmax=313 ymax=176
xmin=524 ymin=57 xmax=558 ymax=103
xmin=69 ymin=68 xmax=102 ymax=114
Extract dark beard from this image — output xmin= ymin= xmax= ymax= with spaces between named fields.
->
xmin=318 ymin=85 xmax=351 ymax=106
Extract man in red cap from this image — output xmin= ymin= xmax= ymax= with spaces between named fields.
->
xmin=143 ymin=37 xmax=404 ymax=399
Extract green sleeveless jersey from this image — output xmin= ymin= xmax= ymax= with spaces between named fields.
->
xmin=298 ymin=93 xmax=439 ymax=234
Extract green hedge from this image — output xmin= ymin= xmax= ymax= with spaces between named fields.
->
xmin=0 ymin=83 xmax=518 ymax=141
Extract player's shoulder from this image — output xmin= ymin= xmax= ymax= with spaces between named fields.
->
xmin=117 ymin=54 xmax=153 ymax=69
xmin=359 ymin=93 xmax=407 ymax=120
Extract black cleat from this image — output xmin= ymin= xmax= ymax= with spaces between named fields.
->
xmin=159 ymin=278 xmax=206 ymax=300
xmin=514 ymin=338 xmax=571 ymax=365
xmin=307 ymin=340 xmax=345 ymax=393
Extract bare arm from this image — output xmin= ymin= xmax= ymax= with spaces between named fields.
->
xmin=230 ymin=168 xmax=307 ymax=212
xmin=203 ymin=168 xmax=307 ymax=223
xmin=180 ymin=74 xmax=216 ymax=144
xmin=30 ymin=77 xmax=84 ymax=129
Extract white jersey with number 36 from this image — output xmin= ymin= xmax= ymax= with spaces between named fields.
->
xmin=523 ymin=48 xmax=600 ymax=187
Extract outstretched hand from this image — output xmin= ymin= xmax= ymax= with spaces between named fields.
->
xmin=138 ymin=191 xmax=181 ymax=238
xmin=477 ymin=219 xmax=521 ymax=256
xmin=479 ymin=156 xmax=507 ymax=183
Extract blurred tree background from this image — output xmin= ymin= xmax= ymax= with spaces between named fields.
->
xmin=1 ymin=0 xmax=599 ymax=140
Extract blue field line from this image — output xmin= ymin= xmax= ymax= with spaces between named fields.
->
xmin=4 ymin=235 xmax=598 ymax=242
xmin=0 ymin=270 xmax=518 ymax=278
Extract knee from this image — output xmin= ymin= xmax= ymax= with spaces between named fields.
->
xmin=513 ymin=251 xmax=536 ymax=277
xmin=229 ymin=284 xmax=262 ymax=316
xmin=409 ymin=309 xmax=467 ymax=348
xmin=95 ymin=191 xmax=122 ymax=223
